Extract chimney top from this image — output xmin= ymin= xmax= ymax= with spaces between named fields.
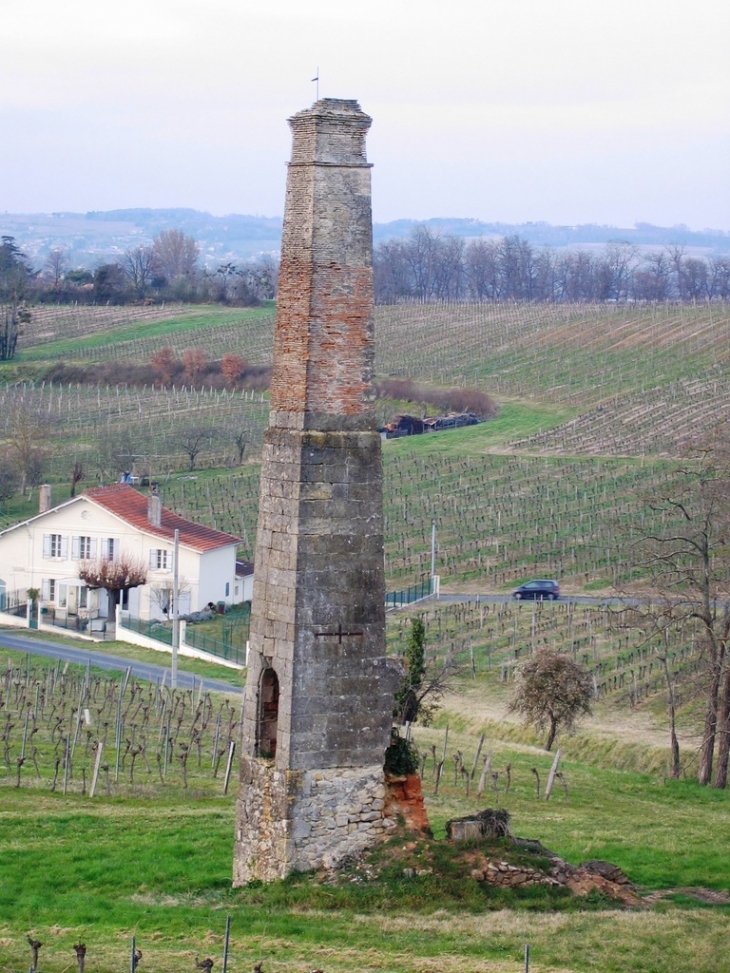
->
xmin=148 ymin=488 xmax=162 ymax=528
xmin=39 ymin=484 xmax=52 ymax=514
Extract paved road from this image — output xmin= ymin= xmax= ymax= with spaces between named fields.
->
xmin=0 ymin=630 xmax=243 ymax=695
xmin=421 ymin=593 xmax=631 ymax=607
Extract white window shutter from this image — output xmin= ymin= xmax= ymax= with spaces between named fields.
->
xmin=60 ymin=536 xmax=68 ymax=559
xmin=43 ymin=535 xmax=51 ymax=558
xmin=90 ymin=538 xmax=97 ymax=558
xmin=41 ymin=579 xmax=50 ymax=601
xmin=72 ymin=537 xmax=80 ymax=560
xmin=149 ymin=550 xmax=157 ymax=569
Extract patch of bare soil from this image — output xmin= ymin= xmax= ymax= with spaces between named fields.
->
xmin=643 ymin=887 xmax=730 ymax=905
xmin=452 ymin=684 xmax=698 ymax=754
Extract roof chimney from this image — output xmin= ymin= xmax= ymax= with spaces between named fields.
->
xmin=39 ymin=484 xmax=52 ymax=514
xmin=148 ymin=484 xmax=162 ymax=527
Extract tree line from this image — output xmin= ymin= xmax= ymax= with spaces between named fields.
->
xmin=0 ymin=230 xmax=279 ymax=361
xmin=373 ymin=226 xmax=730 ymax=303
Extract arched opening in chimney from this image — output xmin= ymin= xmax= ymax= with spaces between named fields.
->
xmin=256 ymin=667 xmax=280 ymax=759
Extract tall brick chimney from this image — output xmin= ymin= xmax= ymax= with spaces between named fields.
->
xmin=147 ymin=485 xmax=162 ymax=527
xmin=233 ymin=100 xmax=398 ymax=884
xmin=39 ymin=484 xmax=52 ymax=514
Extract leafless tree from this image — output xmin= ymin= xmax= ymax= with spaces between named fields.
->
xmin=631 ymin=251 xmax=671 ymax=301
xmin=152 ymin=229 xmax=199 ymax=283
xmin=175 ymin=426 xmax=219 ymax=472
xmin=708 ymin=256 xmax=730 ymax=300
xmin=69 ymin=461 xmax=84 ymax=498
xmin=510 ymin=649 xmax=593 ymax=751
xmin=5 ymin=396 xmax=48 ymax=495
xmin=150 ymin=576 xmax=190 ymax=617
xmin=44 ymin=248 xmax=69 ymax=289
xmin=619 ymin=426 xmax=730 ymax=787
xmin=0 ymin=454 xmax=19 ymax=507
xmin=464 ymin=239 xmax=501 ymax=300
xmin=78 ymin=556 xmax=147 ymax=623
xmin=122 ymin=245 xmax=156 ymax=299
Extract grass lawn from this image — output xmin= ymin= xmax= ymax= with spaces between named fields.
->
xmin=1 ymin=686 xmax=729 ymax=973
xmin=0 ymin=631 xmax=243 ymax=689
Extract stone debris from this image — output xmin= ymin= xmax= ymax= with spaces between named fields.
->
xmin=446 ymin=808 xmax=511 ymax=841
xmin=471 ymin=853 xmax=641 ymax=905
xmin=447 ymin=809 xmax=642 ymax=906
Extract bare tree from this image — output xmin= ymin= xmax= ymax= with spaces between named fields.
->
xmin=464 ymin=238 xmax=501 ymax=300
xmin=44 ymin=248 xmax=69 ymax=290
xmin=122 ymin=245 xmax=156 ymax=299
xmin=150 ymin=576 xmax=190 ymax=617
xmin=78 ymin=556 xmax=147 ymax=623
xmin=510 ymin=650 xmax=593 ymax=751
xmin=5 ymin=397 xmax=48 ymax=495
xmin=632 ymin=251 xmax=671 ymax=302
xmin=175 ymin=426 xmax=218 ymax=472
xmin=621 ymin=428 xmax=730 ymax=787
xmin=0 ymin=454 xmax=19 ymax=507
xmin=69 ymin=461 xmax=84 ymax=498
xmin=152 ymin=229 xmax=199 ymax=284
xmin=246 ymin=254 xmax=278 ymax=300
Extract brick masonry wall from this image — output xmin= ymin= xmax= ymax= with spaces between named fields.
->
xmin=269 ymin=103 xmax=375 ymax=430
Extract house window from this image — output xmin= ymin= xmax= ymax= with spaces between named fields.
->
xmin=225 ymin=582 xmax=230 ymax=597
xmin=42 ymin=579 xmax=56 ymax=602
xmin=43 ymin=534 xmax=68 ymax=559
xmin=149 ymin=549 xmax=171 ymax=570
xmin=105 ymin=538 xmax=119 ymax=562
xmin=79 ymin=586 xmax=88 ymax=609
xmin=72 ymin=536 xmax=96 ymax=561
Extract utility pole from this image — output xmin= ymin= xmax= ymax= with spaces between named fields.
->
xmin=171 ymin=528 xmax=179 ymax=689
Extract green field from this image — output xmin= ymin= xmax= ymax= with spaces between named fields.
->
xmin=2 ymin=300 xmax=730 ymax=972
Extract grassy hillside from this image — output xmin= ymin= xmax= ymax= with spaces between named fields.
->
xmin=0 ymin=647 xmax=728 ymax=973
xmin=2 ymin=301 xmax=730 ymax=972
xmin=5 ymin=302 xmax=730 ymax=580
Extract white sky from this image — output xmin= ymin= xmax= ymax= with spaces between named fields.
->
xmin=1 ymin=0 xmax=728 ymax=229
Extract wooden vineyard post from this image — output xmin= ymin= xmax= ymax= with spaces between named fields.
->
xmin=544 ymin=748 xmax=562 ymax=800
xmin=223 ymin=740 xmax=236 ymax=795
xmin=90 ymin=743 xmax=104 ymax=798
xmin=476 ymin=752 xmax=492 ymax=797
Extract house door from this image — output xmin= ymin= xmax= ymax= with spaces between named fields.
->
xmin=67 ymin=586 xmax=78 ymax=615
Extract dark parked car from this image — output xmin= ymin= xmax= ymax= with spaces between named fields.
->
xmin=512 ymin=579 xmax=560 ymax=601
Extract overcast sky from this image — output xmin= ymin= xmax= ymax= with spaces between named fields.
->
xmin=2 ymin=0 xmax=728 ymax=229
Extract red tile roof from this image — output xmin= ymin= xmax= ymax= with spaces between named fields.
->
xmin=84 ymin=484 xmax=242 ymax=553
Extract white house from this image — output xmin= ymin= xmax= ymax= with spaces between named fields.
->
xmin=0 ymin=484 xmax=245 ymax=623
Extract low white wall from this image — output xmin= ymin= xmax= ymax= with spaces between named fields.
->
xmin=116 ymin=616 xmax=244 ymax=672
xmin=0 ymin=609 xmax=245 ymax=674
xmin=0 ymin=612 xmax=29 ymax=630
